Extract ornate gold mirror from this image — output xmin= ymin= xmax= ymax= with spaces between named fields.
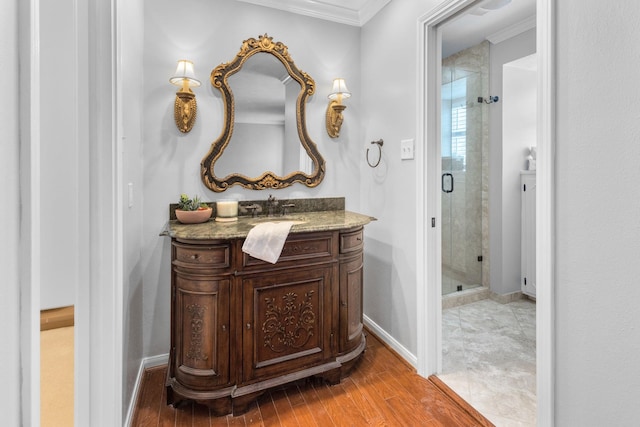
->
xmin=201 ymin=34 xmax=325 ymax=192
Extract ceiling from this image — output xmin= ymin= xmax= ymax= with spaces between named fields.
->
xmin=237 ymin=0 xmax=536 ymax=55
xmin=441 ymin=0 xmax=536 ymax=57
xmin=236 ymin=0 xmax=391 ymax=26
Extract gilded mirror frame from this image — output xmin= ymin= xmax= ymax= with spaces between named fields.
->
xmin=201 ymin=34 xmax=325 ymax=192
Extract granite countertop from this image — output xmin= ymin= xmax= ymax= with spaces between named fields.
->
xmin=161 ymin=210 xmax=376 ymax=240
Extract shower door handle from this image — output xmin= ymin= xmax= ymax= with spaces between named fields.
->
xmin=442 ymin=173 xmax=454 ymax=193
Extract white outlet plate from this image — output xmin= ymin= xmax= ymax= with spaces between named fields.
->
xmin=401 ymin=139 xmax=414 ymax=160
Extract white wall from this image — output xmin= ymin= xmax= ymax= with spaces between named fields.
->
xmin=360 ymin=1 xmax=441 ymax=357
xmin=488 ymin=29 xmax=536 ymax=295
xmin=502 ymin=58 xmax=537 ymax=163
xmin=39 ymin=0 xmax=77 ymax=310
xmin=500 ymin=52 xmax=538 ymax=295
xmin=555 ymin=1 xmax=640 ymax=424
xmin=135 ymin=0 xmax=362 ymax=370
xmin=121 ymin=0 xmax=145 ymax=416
xmin=1 ymin=0 xmax=22 ymax=424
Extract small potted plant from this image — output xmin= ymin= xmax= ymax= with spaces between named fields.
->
xmin=175 ymin=194 xmax=212 ymax=224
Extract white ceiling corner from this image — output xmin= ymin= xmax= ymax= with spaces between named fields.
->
xmin=486 ymin=15 xmax=536 ymax=45
xmin=235 ymin=0 xmax=391 ymax=26
xmin=357 ymin=0 xmax=392 ymax=25
xmin=441 ymin=0 xmax=536 ymax=58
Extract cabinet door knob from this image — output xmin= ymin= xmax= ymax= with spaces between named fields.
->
xmin=246 ymin=323 xmax=251 ymax=330
xmin=341 ymin=301 xmax=347 ymax=307
xmin=221 ymin=325 xmax=226 ymax=331
xmin=190 ymin=254 xmax=199 ymax=260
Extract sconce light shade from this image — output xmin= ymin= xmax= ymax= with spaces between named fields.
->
xmin=328 ymin=78 xmax=351 ymax=101
xmin=170 ymin=60 xmax=201 ymax=87
xmin=170 ymin=60 xmax=200 ymax=133
xmin=326 ymin=78 xmax=350 ymax=138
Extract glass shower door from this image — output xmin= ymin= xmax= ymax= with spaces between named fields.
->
xmin=441 ymin=68 xmax=483 ymax=296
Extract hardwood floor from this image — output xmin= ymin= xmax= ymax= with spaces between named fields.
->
xmin=131 ymin=333 xmax=493 ymax=426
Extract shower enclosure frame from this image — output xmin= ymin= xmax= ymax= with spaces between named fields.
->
xmin=440 ymin=65 xmax=486 ymax=296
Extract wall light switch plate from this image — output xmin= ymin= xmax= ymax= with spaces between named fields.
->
xmin=401 ymin=139 xmax=414 ymax=160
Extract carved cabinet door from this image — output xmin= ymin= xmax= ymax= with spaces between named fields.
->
xmin=241 ymin=265 xmax=336 ymax=382
xmin=339 ymin=252 xmax=364 ymax=354
xmin=173 ymin=273 xmax=231 ymax=389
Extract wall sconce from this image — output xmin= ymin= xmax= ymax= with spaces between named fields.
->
xmin=170 ymin=59 xmax=201 ymax=133
xmin=326 ymin=78 xmax=351 ymax=138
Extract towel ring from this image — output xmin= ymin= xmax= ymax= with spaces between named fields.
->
xmin=366 ymin=139 xmax=384 ymax=168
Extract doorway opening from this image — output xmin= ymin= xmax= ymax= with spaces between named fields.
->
xmin=439 ymin=20 xmax=537 ymax=423
xmin=416 ymin=0 xmax=555 ymax=425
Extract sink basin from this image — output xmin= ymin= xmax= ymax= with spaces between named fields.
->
xmin=248 ymin=218 xmax=307 ymax=226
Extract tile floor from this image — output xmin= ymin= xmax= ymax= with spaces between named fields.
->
xmin=439 ymin=298 xmax=536 ymax=426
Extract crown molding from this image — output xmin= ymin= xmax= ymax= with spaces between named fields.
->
xmin=358 ymin=0 xmax=392 ymax=25
xmin=236 ymin=0 xmax=390 ymax=26
xmin=486 ymin=14 xmax=536 ymax=44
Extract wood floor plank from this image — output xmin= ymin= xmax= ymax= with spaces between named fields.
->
xmin=284 ymin=385 xmax=318 ymax=427
xmin=242 ymin=400 xmax=264 ymax=427
xmin=328 ymin=379 xmax=377 ymax=425
xmin=158 ymin=373 xmax=178 ymax=427
xmin=340 ymin=377 xmax=385 ymax=424
xmin=130 ymin=368 xmax=165 ymax=427
xmin=269 ymin=388 xmax=298 ymax=426
xmin=380 ymin=370 xmax=482 ymax=427
xmin=175 ymin=402 xmax=193 ymax=426
xmin=193 ymin=403 xmax=212 ymax=427
xmin=210 ymin=414 xmax=229 ymax=427
xmin=256 ymin=391 xmax=281 ymax=427
xmin=385 ymin=394 xmax=437 ymax=426
xmin=227 ymin=413 xmax=247 ymax=426
xmin=293 ymin=380 xmax=335 ymax=427
xmin=310 ymin=381 xmax=343 ymax=424
xmin=283 ymin=383 xmax=305 ymax=407
xmin=313 ymin=379 xmax=368 ymax=426
xmin=350 ymin=369 xmax=410 ymax=426
xmin=131 ymin=332 xmax=493 ymax=426
xmin=352 ymin=369 xmax=398 ymax=402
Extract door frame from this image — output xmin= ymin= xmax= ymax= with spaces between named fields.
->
xmin=415 ymin=0 xmax=555 ymax=425
xmin=21 ymin=0 xmax=124 ymax=424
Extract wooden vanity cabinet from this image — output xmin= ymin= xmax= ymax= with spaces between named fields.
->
xmin=166 ymin=227 xmax=366 ymax=415
xmin=167 ymin=240 xmax=234 ymax=414
xmin=339 ymin=228 xmax=364 ymax=354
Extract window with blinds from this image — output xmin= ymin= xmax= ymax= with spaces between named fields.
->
xmin=451 ymin=103 xmax=467 ymax=170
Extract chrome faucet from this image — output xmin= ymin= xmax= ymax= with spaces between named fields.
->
xmin=266 ymin=194 xmax=278 ymax=217
xmin=243 ymin=203 xmax=260 ymax=218
xmin=281 ymin=203 xmax=295 ymax=216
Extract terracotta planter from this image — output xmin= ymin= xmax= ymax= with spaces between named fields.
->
xmin=175 ymin=208 xmax=212 ymax=224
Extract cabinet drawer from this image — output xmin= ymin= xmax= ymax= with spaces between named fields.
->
xmin=241 ymin=232 xmax=335 ymax=268
xmin=340 ymin=228 xmax=363 ymax=254
xmin=173 ymin=242 xmax=231 ymax=269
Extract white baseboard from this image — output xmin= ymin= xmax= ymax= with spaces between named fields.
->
xmin=124 ymin=353 xmax=169 ymax=427
xmin=363 ymin=315 xmax=417 ymax=368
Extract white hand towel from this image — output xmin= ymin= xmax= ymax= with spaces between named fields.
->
xmin=242 ymin=221 xmax=294 ymax=264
